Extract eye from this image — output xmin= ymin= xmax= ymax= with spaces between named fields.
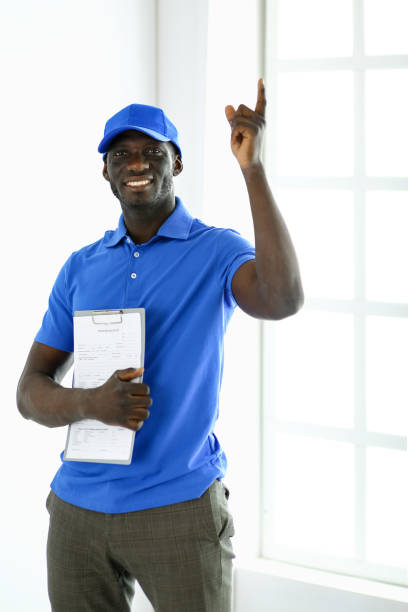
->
xmin=146 ymin=146 xmax=162 ymax=155
xmin=111 ymin=150 xmax=128 ymax=158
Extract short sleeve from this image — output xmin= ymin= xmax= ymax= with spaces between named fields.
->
xmin=216 ymin=228 xmax=256 ymax=308
xmin=34 ymin=256 xmax=74 ymax=352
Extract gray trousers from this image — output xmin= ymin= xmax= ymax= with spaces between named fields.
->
xmin=46 ymin=479 xmax=235 ymax=611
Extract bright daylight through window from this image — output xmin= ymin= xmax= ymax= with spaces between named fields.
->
xmin=261 ymin=0 xmax=408 ymax=586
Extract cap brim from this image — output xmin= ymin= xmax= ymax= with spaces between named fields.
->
xmin=98 ymin=126 xmax=170 ymax=155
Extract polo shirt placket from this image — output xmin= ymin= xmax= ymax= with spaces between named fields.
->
xmin=126 ymin=236 xmax=143 ymax=301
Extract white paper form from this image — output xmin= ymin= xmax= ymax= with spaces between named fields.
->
xmin=63 ymin=308 xmax=145 ymax=464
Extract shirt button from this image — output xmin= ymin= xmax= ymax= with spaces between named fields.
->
xmin=126 ymin=237 xmax=131 ymax=243
xmin=131 ymin=273 xmax=137 ymax=279
xmin=134 ymin=251 xmax=140 ymax=258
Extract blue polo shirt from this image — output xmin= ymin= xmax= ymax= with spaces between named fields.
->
xmin=35 ymin=197 xmax=255 ymax=513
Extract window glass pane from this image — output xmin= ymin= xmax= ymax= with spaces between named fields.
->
xmin=365 ymin=0 xmax=408 ymax=55
xmin=277 ymin=0 xmax=353 ymax=59
xmin=273 ymin=433 xmax=355 ymax=556
xmin=366 ymin=191 xmax=408 ymax=302
xmin=365 ymin=70 xmax=408 ymax=176
xmin=366 ymin=447 xmax=407 ymax=567
xmin=273 ymin=310 xmax=354 ymax=428
xmin=276 ymin=189 xmax=354 ymax=299
xmin=277 ymin=72 xmax=354 ymax=176
xmin=366 ymin=316 xmax=408 ymax=436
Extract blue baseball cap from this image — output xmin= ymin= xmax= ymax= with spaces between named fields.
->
xmin=98 ymin=103 xmax=182 ymax=161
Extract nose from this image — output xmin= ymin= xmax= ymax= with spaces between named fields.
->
xmin=127 ymin=151 xmax=150 ymax=172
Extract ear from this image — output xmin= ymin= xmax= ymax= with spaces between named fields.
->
xmin=173 ymin=156 xmax=183 ymax=177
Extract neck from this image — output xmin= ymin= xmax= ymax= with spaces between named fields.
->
xmin=121 ymin=196 xmax=176 ymax=244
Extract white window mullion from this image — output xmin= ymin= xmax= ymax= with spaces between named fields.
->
xmin=261 ymin=322 xmax=279 ymax=558
xmin=353 ymin=0 xmax=367 ymax=566
xmin=258 ymin=0 xmax=269 ymax=560
xmin=262 ymin=0 xmax=279 ymax=560
xmin=305 ymin=298 xmax=408 ymax=318
xmin=273 ymin=177 xmax=408 ymax=189
xmin=275 ymin=56 xmax=408 ymax=72
xmin=273 ymin=420 xmax=406 ymax=451
xmin=264 ymin=0 xmax=278 ymax=179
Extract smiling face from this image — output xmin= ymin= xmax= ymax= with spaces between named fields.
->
xmin=102 ymin=130 xmax=183 ymax=215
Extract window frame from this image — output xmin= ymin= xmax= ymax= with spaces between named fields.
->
xmin=261 ymin=0 xmax=408 ymax=586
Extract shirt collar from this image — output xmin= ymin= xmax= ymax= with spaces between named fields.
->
xmin=104 ymin=196 xmax=194 ymax=247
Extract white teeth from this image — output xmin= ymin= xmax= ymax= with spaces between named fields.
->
xmin=127 ymin=179 xmax=151 ymax=187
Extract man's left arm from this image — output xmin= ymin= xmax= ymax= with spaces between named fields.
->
xmin=225 ymin=78 xmax=304 ymax=320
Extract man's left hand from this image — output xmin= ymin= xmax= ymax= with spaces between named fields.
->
xmin=225 ymin=78 xmax=266 ymax=171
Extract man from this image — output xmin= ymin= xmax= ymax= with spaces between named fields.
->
xmin=17 ymin=79 xmax=303 ymax=611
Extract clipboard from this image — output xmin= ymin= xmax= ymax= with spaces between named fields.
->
xmin=63 ymin=308 xmax=145 ymax=465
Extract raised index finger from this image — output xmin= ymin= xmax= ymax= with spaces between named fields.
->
xmin=255 ymin=77 xmax=266 ymax=117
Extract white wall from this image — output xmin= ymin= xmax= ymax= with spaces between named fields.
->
xmin=202 ymin=0 xmax=264 ymax=566
xmin=1 ymin=1 xmax=211 ymax=610
xmin=1 ymin=2 xmax=156 ymax=610
xmin=157 ymin=0 xmax=209 ymax=219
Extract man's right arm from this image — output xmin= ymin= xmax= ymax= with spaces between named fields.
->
xmin=16 ymin=341 xmax=152 ymax=431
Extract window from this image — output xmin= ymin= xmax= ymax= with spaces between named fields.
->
xmin=262 ymin=0 xmax=408 ymax=585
